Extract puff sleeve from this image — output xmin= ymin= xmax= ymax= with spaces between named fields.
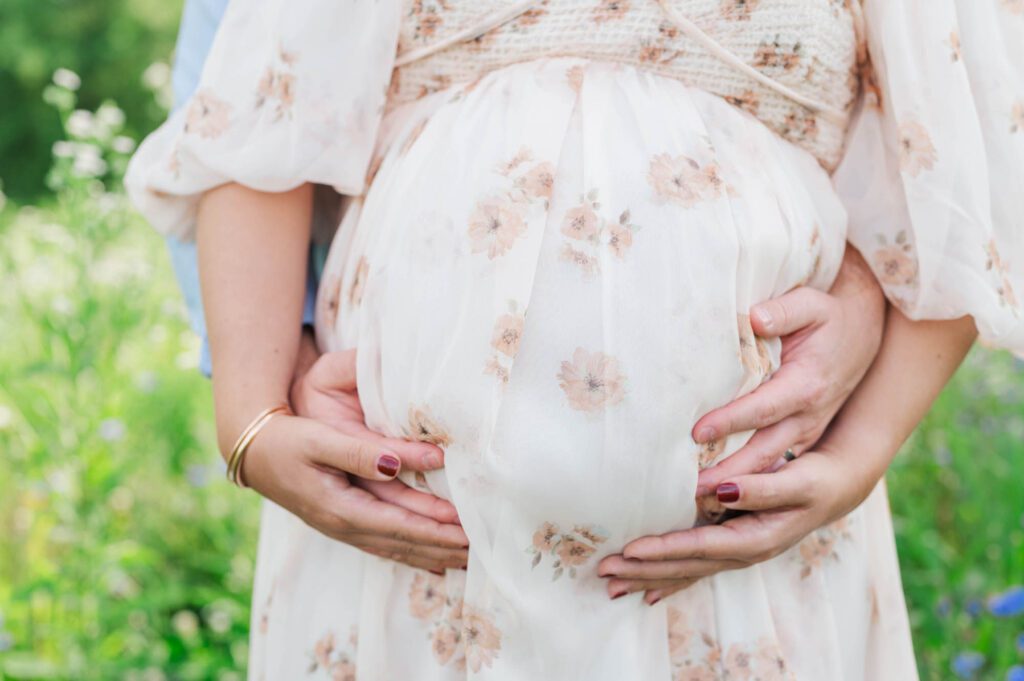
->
xmin=124 ymin=0 xmax=401 ymax=241
xmin=834 ymin=0 xmax=1024 ymax=356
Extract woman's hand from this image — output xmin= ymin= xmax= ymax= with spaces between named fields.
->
xmin=597 ymin=445 xmax=874 ymax=604
xmin=242 ymin=342 xmax=469 ymax=574
xmin=693 ymin=246 xmax=885 ymax=495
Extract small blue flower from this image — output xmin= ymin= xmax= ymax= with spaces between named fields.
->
xmin=1007 ymin=665 xmax=1024 ymax=681
xmin=1016 ymin=632 xmax=1024 ymax=653
xmin=936 ymin=596 xmax=952 ymax=618
xmin=988 ymin=586 xmax=1024 ymax=617
xmin=952 ymin=651 xmax=985 ymax=679
xmin=967 ymin=599 xmax=984 ymax=618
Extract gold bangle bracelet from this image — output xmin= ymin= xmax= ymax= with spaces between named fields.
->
xmin=226 ymin=404 xmax=291 ymax=488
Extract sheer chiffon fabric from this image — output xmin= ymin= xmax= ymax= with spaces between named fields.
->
xmin=123 ymin=1 xmax=1024 ymax=679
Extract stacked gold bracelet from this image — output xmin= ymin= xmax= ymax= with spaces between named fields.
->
xmin=226 ymin=404 xmax=291 ymax=488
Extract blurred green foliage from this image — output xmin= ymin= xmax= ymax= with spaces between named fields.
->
xmin=0 ymin=6 xmax=1022 ymax=680
xmin=0 ymin=0 xmax=181 ymax=201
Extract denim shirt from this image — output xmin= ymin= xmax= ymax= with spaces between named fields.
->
xmin=164 ymin=0 xmax=318 ymax=376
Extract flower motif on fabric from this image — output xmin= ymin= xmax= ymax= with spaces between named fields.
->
xmin=737 ymin=313 xmax=772 ymax=378
xmin=558 ymin=189 xmax=640 ymax=276
xmin=720 ymin=0 xmax=760 ymax=21
xmin=648 ymin=154 xmax=732 ymax=207
xmin=782 ymin=109 xmax=819 ymax=143
xmin=592 ymin=0 xmax=631 ymax=24
xmin=305 ymin=627 xmax=358 ymax=680
xmin=462 ymin=605 xmax=503 ymax=672
xmin=184 ymin=90 xmax=231 ymax=139
xmin=347 ymin=256 xmax=369 ymax=307
xmin=871 ymin=231 xmax=919 ymax=288
xmin=946 ymin=30 xmax=962 ymax=62
xmin=1011 ymin=101 xmax=1024 ymax=134
xmin=557 ymin=348 xmax=627 ymax=412
xmin=985 ymin=240 xmax=1019 ymax=311
xmin=408 ymin=573 xmax=473 ymax=671
xmin=796 ymin=517 xmax=851 ymax=578
xmin=409 ymin=0 xmax=453 ymax=41
xmin=255 ymin=43 xmax=299 ymax=122
xmin=725 ymin=90 xmax=761 ymax=117
xmin=406 ymin=406 xmax=452 ymax=448
xmin=897 ymin=120 xmax=937 ymax=177
xmin=667 ymin=606 xmax=793 ymax=681
xmin=468 ymin=147 xmax=553 ymax=259
xmin=528 ymin=521 xmax=610 ymax=580
xmin=484 ymin=300 xmax=527 ymax=384
xmin=468 ymin=197 xmax=528 ymax=260
xmin=754 ymin=37 xmax=803 ymax=72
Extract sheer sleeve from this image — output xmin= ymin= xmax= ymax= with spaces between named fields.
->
xmin=834 ymin=0 xmax=1024 ymax=356
xmin=124 ymin=0 xmax=401 ymax=241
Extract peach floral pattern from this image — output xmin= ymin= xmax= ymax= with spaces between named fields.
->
xmin=254 ymin=44 xmax=299 ymax=122
xmin=528 ymin=521 xmax=609 ymax=579
xmin=796 ymin=517 xmax=851 ymax=578
xmin=306 ymin=627 xmax=358 ymax=679
xmin=897 ymin=120 xmax=937 ymax=177
xmin=184 ymin=90 xmax=231 ymax=139
xmin=985 ymin=240 xmax=1019 ymax=310
xmin=667 ymin=605 xmax=793 ymax=681
xmin=462 ymin=606 xmax=503 ymax=672
xmin=592 ymin=0 xmax=631 ymax=24
xmin=406 ymin=406 xmax=452 ymax=448
xmin=648 ymin=154 xmax=731 ymax=207
xmin=484 ymin=300 xmax=527 ymax=383
xmin=737 ymin=313 xmax=772 ymax=378
xmin=347 ymin=256 xmax=369 ymax=307
xmin=871 ymin=231 xmax=919 ymax=288
xmin=468 ymin=147 xmax=554 ymax=259
xmin=557 ymin=347 xmax=627 ymax=412
xmin=559 ymin=190 xmax=640 ymax=275
xmin=720 ymin=0 xmax=761 ymax=21
xmin=1011 ymin=101 xmax=1024 ymax=134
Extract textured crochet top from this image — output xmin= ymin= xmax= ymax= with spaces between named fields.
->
xmin=390 ymin=0 xmax=863 ymax=169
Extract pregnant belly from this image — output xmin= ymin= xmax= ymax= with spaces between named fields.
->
xmin=315 ymin=57 xmax=847 ymax=554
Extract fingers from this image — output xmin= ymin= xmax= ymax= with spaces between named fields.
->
xmin=356 ymin=478 xmax=462 ymax=525
xmin=338 ymin=426 xmax=446 ymax=473
xmin=622 ymin=514 xmax=783 ymax=564
xmin=353 ymin=535 xmax=468 ymax=571
xmin=749 ymin=287 xmax=831 ymax=338
xmin=599 ymin=555 xmax=744 ymax=581
xmin=712 ymin=461 xmax=819 ymax=512
xmin=607 ymin=577 xmax=699 ymax=601
xmin=301 ymin=417 xmax=408 ymax=481
xmin=330 ymin=482 xmax=470 ymax=549
xmin=691 ymin=362 xmax=824 ymax=445
xmin=696 ymin=418 xmax=803 ymax=494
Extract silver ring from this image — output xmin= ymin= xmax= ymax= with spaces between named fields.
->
xmin=783 ymin=449 xmax=797 ymax=462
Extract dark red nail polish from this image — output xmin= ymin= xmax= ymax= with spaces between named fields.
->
xmin=649 ymin=597 xmax=662 ymax=606
xmin=376 ymin=453 xmax=401 ymax=476
xmin=611 ymin=591 xmax=626 ymax=600
xmin=429 ymin=569 xmax=445 ymax=576
xmin=716 ymin=482 xmax=740 ymax=503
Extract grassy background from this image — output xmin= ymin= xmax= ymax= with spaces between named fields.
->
xmin=0 ymin=5 xmax=1022 ymax=679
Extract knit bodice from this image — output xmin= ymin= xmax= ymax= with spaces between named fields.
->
xmin=390 ymin=0 xmax=862 ymax=169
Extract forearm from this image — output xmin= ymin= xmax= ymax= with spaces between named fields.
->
xmin=196 ymin=182 xmax=313 ymax=454
xmin=819 ymin=307 xmax=977 ymax=487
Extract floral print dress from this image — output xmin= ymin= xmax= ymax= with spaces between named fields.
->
xmin=125 ymin=1 xmax=1024 ymax=679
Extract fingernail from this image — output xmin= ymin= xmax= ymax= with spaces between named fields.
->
xmin=648 ymin=596 xmax=662 ymax=606
xmin=423 ymin=452 xmax=443 ymax=469
xmin=611 ymin=591 xmax=626 ymax=600
xmin=695 ymin=426 xmax=716 ymax=443
xmin=754 ymin=307 xmax=773 ymax=330
xmin=460 ymin=564 xmax=468 ymax=571
xmin=429 ymin=569 xmax=445 ymax=576
xmin=376 ymin=453 xmax=401 ymax=477
xmin=716 ymin=482 xmax=740 ymax=503
xmin=597 ymin=568 xmax=614 ymax=578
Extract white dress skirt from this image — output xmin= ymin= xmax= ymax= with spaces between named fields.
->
xmin=238 ymin=57 xmax=918 ymax=681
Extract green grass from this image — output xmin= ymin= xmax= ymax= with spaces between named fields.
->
xmin=0 ymin=93 xmax=1022 ymax=681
